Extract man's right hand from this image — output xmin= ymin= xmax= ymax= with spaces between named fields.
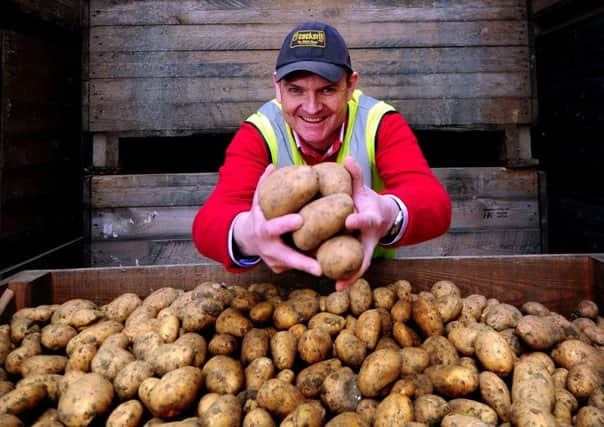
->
xmin=233 ymin=164 xmax=322 ymax=276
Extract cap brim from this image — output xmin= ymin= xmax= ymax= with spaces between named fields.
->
xmin=276 ymin=61 xmax=347 ymax=83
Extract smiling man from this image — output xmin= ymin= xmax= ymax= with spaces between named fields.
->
xmin=192 ymin=22 xmax=451 ymax=290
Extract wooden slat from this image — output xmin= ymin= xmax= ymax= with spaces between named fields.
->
xmin=6 ymin=255 xmax=602 ymax=318
xmin=90 ymin=196 xmax=539 ymax=241
xmin=90 ymin=98 xmax=531 ymax=133
xmin=89 ymin=47 xmax=531 ymax=79
xmin=89 ymin=21 xmax=528 ymax=52
xmin=88 ymin=229 xmax=541 ymax=268
xmin=90 ymin=73 xmax=529 ymax=104
xmin=90 ymin=0 xmax=527 ymax=26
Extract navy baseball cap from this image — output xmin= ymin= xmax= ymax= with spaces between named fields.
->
xmin=276 ymin=22 xmax=353 ymax=83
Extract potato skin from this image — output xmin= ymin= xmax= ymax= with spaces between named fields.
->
xmin=373 ymin=393 xmax=414 ymax=426
xmin=257 ymin=378 xmax=304 ymax=419
xmin=58 ymin=372 xmax=114 ymax=427
xmin=313 ymin=162 xmax=352 ymax=196
xmin=357 ymin=349 xmax=401 ymax=397
xmin=106 ymin=399 xmax=144 ymax=427
xmin=259 ymin=165 xmax=319 ymax=219
xmin=317 ymin=235 xmax=363 ymax=281
xmin=293 ymin=193 xmax=354 ymax=251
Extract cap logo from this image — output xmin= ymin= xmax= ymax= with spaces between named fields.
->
xmin=290 ymin=30 xmax=326 ymax=48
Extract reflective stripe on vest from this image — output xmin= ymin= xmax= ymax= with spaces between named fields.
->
xmin=245 ymin=90 xmax=397 ymax=257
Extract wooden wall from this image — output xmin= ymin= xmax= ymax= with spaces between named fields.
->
xmin=0 ymin=1 xmax=81 ymax=272
xmin=531 ymin=0 xmax=604 ymax=253
xmin=85 ymin=0 xmax=535 ymax=169
xmin=84 ymin=167 xmax=543 ymax=267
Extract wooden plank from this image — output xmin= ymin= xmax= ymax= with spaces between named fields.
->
xmin=89 ymin=47 xmax=531 ymax=79
xmin=88 ymin=230 xmax=541 ymax=268
xmin=90 ymin=73 xmax=529 ymax=104
xmin=6 ymin=255 xmax=602 ymax=318
xmin=90 ymin=98 xmax=531 ymax=133
xmin=90 ymin=0 xmax=527 ymax=26
xmin=532 ymin=0 xmax=563 ymax=15
xmin=89 ymin=21 xmax=528 ymax=52
xmin=90 ymin=197 xmax=538 ymax=241
xmin=89 ymin=168 xmax=538 ymax=209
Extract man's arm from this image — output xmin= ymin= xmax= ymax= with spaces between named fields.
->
xmin=375 ymin=112 xmax=452 ymax=246
xmin=191 ymin=123 xmax=270 ymax=271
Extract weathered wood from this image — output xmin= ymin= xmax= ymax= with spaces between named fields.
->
xmin=91 ymin=0 xmax=527 ymax=25
xmin=90 ymin=21 xmax=527 ymax=52
xmin=88 ymin=168 xmax=538 ymax=208
xmin=90 ymin=47 xmax=531 ymax=79
xmin=90 ymin=98 xmax=531 ymax=133
xmin=88 ymin=229 xmax=541 ymax=268
xmin=5 ymin=255 xmax=603 ymax=318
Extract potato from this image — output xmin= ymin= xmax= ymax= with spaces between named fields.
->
xmin=296 ymin=358 xmax=341 ymax=398
xmin=574 ymin=299 xmax=599 ymax=319
xmin=333 ymin=330 xmax=367 ymax=368
xmin=355 ymin=399 xmax=378 ymax=425
xmin=372 ymin=287 xmax=396 ymax=310
xmin=0 ymin=326 xmax=12 ymax=365
xmin=91 ymin=334 xmax=135 ymax=380
xmin=50 ymin=299 xmax=96 ymax=325
xmin=58 ymin=372 xmax=114 ymax=426
xmin=566 ymin=363 xmax=601 ymax=399
xmin=19 ymin=355 xmax=67 ymax=378
xmin=312 ymin=162 xmax=352 ymax=196
xmin=241 ymin=328 xmax=270 ymax=365
xmin=65 ymin=320 xmax=123 ymax=355
xmin=474 ymin=330 xmax=515 ymax=377
xmin=441 ymin=413 xmax=493 ymax=427
xmin=515 ymin=315 xmax=563 ymax=350
xmin=40 ymin=324 xmax=77 ymax=351
xmin=426 ymin=364 xmax=479 ymax=398
xmin=0 ymin=414 xmax=23 ymax=427
xmin=114 ymin=360 xmax=154 ymax=400
xmin=102 ymin=293 xmax=142 ymax=323
xmin=355 ymin=309 xmax=382 ymax=350
xmin=298 ymin=328 xmax=332 ymax=364
xmin=349 ymin=279 xmax=373 ymax=316
xmin=5 ymin=332 xmax=41 ymax=375
xmin=215 ymin=307 xmax=253 ymax=337
xmin=208 ymin=333 xmax=238 ymax=356
xmin=139 ymin=366 xmax=203 ymax=419
xmin=256 ymin=378 xmax=304 ymax=419
xmin=479 ymin=371 xmax=511 ymax=422
xmin=414 ymin=394 xmax=450 ymax=425
xmin=357 ymin=348 xmax=401 ymax=397
xmin=373 ymin=393 xmax=414 ymax=426
xmin=243 ymin=407 xmax=276 ymax=427
xmin=320 ymin=367 xmax=361 ymax=414
xmin=316 ymin=235 xmax=363 ymax=281
xmin=259 ymin=165 xmax=319 ymax=219
xmin=245 ymin=357 xmax=275 ymax=392
xmin=270 ymin=330 xmax=297 ymax=370
xmin=197 ymin=393 xmax=242 ymax=427
xmin=250 ymin=301 xmax=275 ymax=323
xmin=202 ymin=355 xmax=244 ymax=394
xmin=412 ymin=297 xmax=444 ymax=337
xmin=553 ymin=388 xmax=578 ymax=425
xmin=574 ymin=406 xmax=604 ymax=427
xmin=280 ymin=400 xmax=325 ymax=427
xmin=308 ymin=312 xmax=346 ymax=336
xmin=325 ymin=290 xmax=350 ymax=315
xmin=400 ymin=347 xmax=430 ymax=375
xmin=511 ymin=358 xmax=555 ymax=420
xmin=392 ymin=321 xmax=421 ymax=347
xmin=483 ymin=303 xmax=522 ymax=331
xmin=448 ymin=326 xmax=479 ymax=356
xmin=448 ymin=398 xmax=498 ymax=425
xmin=326 ymin=413 xmax=370 ymax=427
xmin=0 ymin=382 xmax=47 ymax=416
xmin=277 ymin=368 xmax=295 ymax=384
xmin=106 ymin=399 xmax=144 ymax=427
xmin=435 ymin=294 xmax=463 ymax=323
xmin=421 ymin=335 xmax=459 ymax=366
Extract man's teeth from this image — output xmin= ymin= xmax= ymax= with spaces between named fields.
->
xmin=302 ymin=116 xmax=323 ymax=122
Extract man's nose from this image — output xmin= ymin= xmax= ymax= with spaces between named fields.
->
xmin=302 ymin=94 xmax=321 ymax=113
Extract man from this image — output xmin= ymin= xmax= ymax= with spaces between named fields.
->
xmin=192 ymin=21 xmax=451 ymax=290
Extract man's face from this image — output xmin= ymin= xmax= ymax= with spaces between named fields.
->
xmin=275 ymin=71 xmax=358 ymax=152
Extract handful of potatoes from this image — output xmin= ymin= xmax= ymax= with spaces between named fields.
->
xmin=258 ymin=163 xmax=363 ymax=280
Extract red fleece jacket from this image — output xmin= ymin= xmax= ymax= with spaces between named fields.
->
xmin=192 ymin=112 xmax=451 ymax=271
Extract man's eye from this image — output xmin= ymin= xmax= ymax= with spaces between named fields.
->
xmin=288 ymin=87 xmax=301 ymax=94
xmin=322 ymin=87 xmax=336 ymax=95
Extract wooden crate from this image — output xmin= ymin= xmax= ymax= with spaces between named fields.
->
xmin=83 ymin=167 xmax=545 ymax=267
xmin=85 ymin=0 xmax=535 ymax=169
xmin=2 ymin=255 xmax=602 ymax=321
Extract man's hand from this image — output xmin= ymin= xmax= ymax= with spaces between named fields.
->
xmin=334 ymin=157 xmax=400 ymax=291
xmin=233 ymin=164 xmax=322 ymax=277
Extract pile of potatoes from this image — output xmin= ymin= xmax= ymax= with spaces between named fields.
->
xmin=258 ymin=163 xmax=363 ymax=280
xmin=0 ymin=278 xmax=603 ymax=426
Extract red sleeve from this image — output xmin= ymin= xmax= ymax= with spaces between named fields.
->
xmin=192 ymin=122 xmax=270 ymax=271
xmin=376 ymin=113 xmax=452 ymax=246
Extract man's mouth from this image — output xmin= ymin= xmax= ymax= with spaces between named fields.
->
xmin=300 ymin=116 xmax=326 ymax=123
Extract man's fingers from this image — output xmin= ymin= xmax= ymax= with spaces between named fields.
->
xmin=266 ymin=248 xmax=322 ymax=277
xmin=344 ymin=156 xmax=364 ymax=191
xmin=264 ymin=214 xmax=303 ymax=236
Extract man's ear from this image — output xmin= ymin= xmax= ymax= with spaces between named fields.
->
xmin=273 ymin=72 xmax=282 ymax=102
xmin=346 ymin=72 xmax=359 ymax=100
